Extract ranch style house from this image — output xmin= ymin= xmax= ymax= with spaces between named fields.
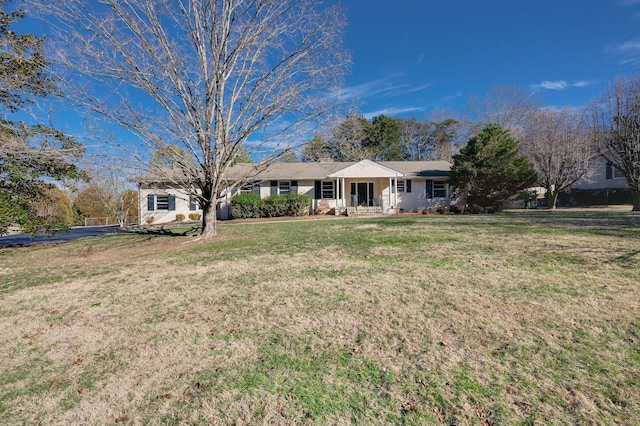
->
xmin=135 ymin=160 xmax=453 ymax=224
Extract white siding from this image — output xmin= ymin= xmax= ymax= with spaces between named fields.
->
xmin=139 ymin=184 xmax=201 ymax=225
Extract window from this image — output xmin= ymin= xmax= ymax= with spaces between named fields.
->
xmin=147 ymin=194 xmax=175 ymax=211
xmin=279 ymin=181 xmax=290 ymax=195
xmin=606 ymin=161 xmax=625 ymax=180
xmin=397 ymin=180 xmax=405 ymax=193
xmin=427 ymin=180 xmax=446 ymax=198
xmin=240 ymin=181 xmax=260 ymax=194
xmin=156 ymin=195 xmax=169 ymax=210
xmin=433 ymin=181 xmax=446 ymax=198
xmin=189 ymin=196 xmax=198 ymax=211
xmin=322 ymin=181 xmax=335 ymax=199
xmin=613 ymin=167 xmax=625 ymax=179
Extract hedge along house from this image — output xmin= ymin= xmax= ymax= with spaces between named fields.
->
xmin=135 ymin=160 xmax=452 ymax=225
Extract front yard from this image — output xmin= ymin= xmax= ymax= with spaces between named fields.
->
xmin=1 ymin=210 xmax=639 ymax=424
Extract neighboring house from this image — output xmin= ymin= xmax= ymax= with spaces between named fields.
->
xmin=134 ymin=160 xmax=452 ymax=224
xmin=558 ymin=156 xmax=632 ymax=206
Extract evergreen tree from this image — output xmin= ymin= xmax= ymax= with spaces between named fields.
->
xmin=449 ymin=124 xmax=537 ymax=210
xmin=364 ymin=115 xmax=403 ymax=160
xmin=0 ymin=2 xmax=84 ymax=235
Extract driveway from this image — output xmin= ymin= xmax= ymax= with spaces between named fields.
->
xmin=0 ymin=226 xmax=124 ymax=248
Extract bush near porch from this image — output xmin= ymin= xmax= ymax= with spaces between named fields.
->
xmin=231 ymin=193 xmax=312 ymax=219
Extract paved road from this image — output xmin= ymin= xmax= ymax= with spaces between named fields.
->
xmin=0 ymin=226 xmax=124 ymax=248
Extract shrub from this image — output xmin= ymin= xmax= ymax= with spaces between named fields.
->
xmin=450 ymin=205 xmax=464 ymax=214
xmin=285 ymin=194 xmax=312 ymax=216
xmin=175 ymin=214 xmax=185 ymax=221
xmin=435 ymin=206 xmax=446 ymax=215
xmin=230 ymin=193 xmax=311 ymax=219
xmin=146 ymin=216 xmax=155 ymax=224
xmin=468 ymin=204 xmax=484 ymax=214
xmin=188 ymin=213 xmax=201 ymax=221
xmin=231 ymin=193 xmax=262 ymax=219
xmin=262 ymin=194 xmax=289 ymax=217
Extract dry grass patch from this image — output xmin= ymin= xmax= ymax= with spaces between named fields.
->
xmin=0 ymin=211 xmax=639 ymax=424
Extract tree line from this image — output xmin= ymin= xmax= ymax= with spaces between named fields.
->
xmin=300 ymin=115 xmax=463 ymax=163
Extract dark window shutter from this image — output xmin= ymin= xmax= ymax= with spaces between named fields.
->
xmin=406 ymin=180 xmax=412 ymax=193
xmin=606 ymin=162 xmax=613 ymax=180
xmin=189 ymin=196 xmax=197 ymax=211
xmin=291 ymin=180 xmax=298 ymax=195
xmin=391 ymin=179 xmax=396 ymax=193
xmin=314 ymin=181 xmax=321 ymax=199
xmin=147 ymin=194 xmax=155 ymax=211
xmin=271 ymin=180 xmax=278 ymax=195
xmin=168 ymin=195 xmax=176 ymax=211
xmin=426 ymin=180 xmax=433 ymax=198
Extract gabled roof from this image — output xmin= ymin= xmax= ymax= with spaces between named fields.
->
xmin=225 ymin=161 xmax=357 ymax=180
xmin=327 ymin=159 xmax=405 ymax=178
xmin=134 ymin=160 xmax=451 ymax=183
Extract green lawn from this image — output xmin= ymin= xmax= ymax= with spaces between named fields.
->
xmin=1 ymin=210 xmax=639 ymax=424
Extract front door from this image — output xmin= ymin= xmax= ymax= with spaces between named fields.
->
xmin=355 ymin=182 xmax=374 ymax=206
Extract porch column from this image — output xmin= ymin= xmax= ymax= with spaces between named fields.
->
xmin=341 ymin=178 xmax=346 ymax=209
xmin=394 ymin=178 xmax=398 ymax=208
xmin=388 ymin=177 xmax=392 ymax=208
xmin=392 ymin=178 xmax=396 ymax=208
xmin=335 ymin=178 xmax=339 ymax=209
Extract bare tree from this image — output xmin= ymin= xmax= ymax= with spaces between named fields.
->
xmin=590 ymin=74 xmax=640 ymax=211
xmin=85 ymin=165 xmax=139 ymax=227
xmin=521 ymin=108 xmax=595 ymax=209
xmin=468 ymin=84 xmax=542 ymax=140
xmin=396 ymin=117 xmax=430 ymax=160
xmin=32 ymin=0 xmax=348 ymax=238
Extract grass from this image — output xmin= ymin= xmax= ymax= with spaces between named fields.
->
xmin=0 ymin=209 xmax=639 ymax=424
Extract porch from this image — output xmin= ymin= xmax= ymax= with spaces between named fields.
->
xmin=324 ymin=160 xmax=405 ymax=216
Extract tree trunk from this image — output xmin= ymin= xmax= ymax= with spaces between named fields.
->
xmin=200 ymin=202 xmax=217 ymax=238
xmin=632 ymin=189 xmax=640 ymax=212
xmin=546 ymin=190 xmax=559 ymax=210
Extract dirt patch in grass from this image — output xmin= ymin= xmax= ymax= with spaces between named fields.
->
xmin=1 ymin=211 xmax=639 ymax=424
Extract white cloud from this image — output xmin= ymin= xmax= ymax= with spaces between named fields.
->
xmin=531 ymin=80 xmax=569 ymax=91
xmin=572 ymin=80 xmax=592 ymax=87
xmin=362 ymin=106 xmax=425 ymax=119
xmin=403 ymin=83 xmax=431 ymax=94
xmin=327 ymin=79 xmax=409 ymax=101
xmin=441 ymin=92 xmax=463 ymax=101
xmin=612 ymin=38 xmax=640 ymax=64
xmin=328 ymin=78 xmax=430 ymax=103
xmin=620 ymin=0 xmax=640 ymax=5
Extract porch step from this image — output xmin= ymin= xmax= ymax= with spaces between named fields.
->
xmin=346 ymin=206 xmax=383 ymax=216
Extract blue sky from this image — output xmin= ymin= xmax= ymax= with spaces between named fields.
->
xmin=10 ymin=0 xmax=640 ymax=142
xmin=336 ymin=0 xmax=640 ymax=119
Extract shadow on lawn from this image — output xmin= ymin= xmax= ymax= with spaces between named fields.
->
xmin=131 ymin=224 xmax=202 ymax=237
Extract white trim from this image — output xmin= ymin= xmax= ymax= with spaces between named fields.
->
xmin=328 ymin=159 xmax=405 ymax=178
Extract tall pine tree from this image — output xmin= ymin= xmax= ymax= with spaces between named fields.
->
xmin=449 ymin=124 xmax=537 ymax=210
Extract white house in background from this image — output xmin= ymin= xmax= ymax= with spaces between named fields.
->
xmin=134 ymin=160 xmax=452 ymax=224
xmin=558 ymin=156 xmax=632 ymax=206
